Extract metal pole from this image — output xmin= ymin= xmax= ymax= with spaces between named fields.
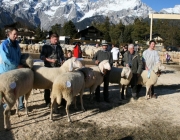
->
xmin=150 ymin=14 xmax=153 ymax=40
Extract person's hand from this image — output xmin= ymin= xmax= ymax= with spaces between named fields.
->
xmin=145 ymin=67 xmax=148 ymax=70
xmin=18 ymin=65 xmax=23 ymax=69
xmin=50 ymin=59 xmax=57 ymax=63
xmin=126 ymin=64 xmax=129 ymax=67
xmin=95 ymin=60 xmax=100 ymax=65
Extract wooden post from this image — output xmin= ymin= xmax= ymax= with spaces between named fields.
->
xmin=150 ymin=14 xmax=153 ymax=41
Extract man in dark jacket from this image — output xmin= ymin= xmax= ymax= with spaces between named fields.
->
xmin=123 ymin=44 xmax=142 ymax=99
xmin=40 ymin=33 xmax=64 ymax=107
xmin=92 ymin=43 xmax=113 ymax=103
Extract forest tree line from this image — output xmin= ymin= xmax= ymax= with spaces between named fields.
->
xmin=1 ymin=17 xmax=180 ymax=47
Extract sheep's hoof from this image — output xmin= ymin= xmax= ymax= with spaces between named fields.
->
xmin=68 ymin=119 xmax=72 ymax=123
xmin=4 ymin=126 xmax=10 ymax=131
xmin=82 ymin=108 xmax=86 ymax=112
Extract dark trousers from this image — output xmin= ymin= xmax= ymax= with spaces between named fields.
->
xmin=44 ymin=89 xmax=51 ymax=105
xmin=130 ymin=74 xmax=139 ymax=93
xmin=95 ymin=71 xmax=110 ymax=101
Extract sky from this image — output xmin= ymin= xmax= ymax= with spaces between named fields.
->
xmin=138 ymin=0 xmax=179 ymax=12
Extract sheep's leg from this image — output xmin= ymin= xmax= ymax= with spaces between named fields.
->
xmin=149 ymin=87 xmax=152 ymax=99
xmin=16 ymin=99 xmax=19 ymax=117
xmin=80 ymin=91 xmax=85 ymax=112
xmin=66 ymin=99 xmax=72 ymax=122
xmin=24 ymin=92 xmax=31 ymax=116
xmin=89 ymin=85 xmax=97 ymax=101
xmin=50 ymin=98 xmax=56 ymax=121
xmin=4 ymin=104 xmax=13 ymax=130
xmin=119 ymin=84 xmax=122 ymax=101
xmin=145 ymin=86 xmax=151 ymax=100
xmin=124 ymin=85 xmax=127 ymax=100
xmin=74 ymin=96 xmax=78 ymax=110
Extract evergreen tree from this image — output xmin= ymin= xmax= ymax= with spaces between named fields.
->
xmin=35 ymin=25 xmax=43 ymax=40
xmin=131 ymin=18 xmax=149 ymax=42
xmin=50 ymin=24 xmax=61 ymax=35
xmin=62 ymin=21 xmax=77 ymax=38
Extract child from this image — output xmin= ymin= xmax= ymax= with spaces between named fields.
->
xmin=66 ymin=50 xmax=72 ymax=60
xmin=165 ymin=52 xmax=171 ymax=64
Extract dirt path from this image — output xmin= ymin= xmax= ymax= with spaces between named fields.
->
xmin=0 ymin=64 xmax=180 ymax=140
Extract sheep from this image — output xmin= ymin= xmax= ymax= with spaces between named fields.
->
xmin=137 ymin=63 xmax=165 ymax=99
xmin=50 ymin=67 xmax=94 ymax=122
xmin=19 ymin=44 xmax=28 ymax=52
xmin=20 ymin=53 xmax=34 ymax=68
xmin=84 ymin=60 xmax=111 ymax=100
xmin=0 ymin=68 xmax=34 ymax=130
xmin=109 ymin=67 xmax=132 ymax=100
xmin=32 ymin=57 xmax=83 ymax=90
xmin=34 ymin=44 xmax=40 ymax=53
xmin=27 ymin=44 xmax=32 ymax=52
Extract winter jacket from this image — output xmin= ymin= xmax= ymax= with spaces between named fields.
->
xmin=93 ymin=50 xmax=113 ymax=67
xmin=123 ymin=51 xmax=142 ymax=74
xmin=40 ymin=43 xmax=64 ymax=67
xmin=0 ymin=38 xmax=21 ymax=74
xmin=111 ymin=47 xmax=120 ymax=60
xmin=73 ymin=44 xmax=82 ymax=58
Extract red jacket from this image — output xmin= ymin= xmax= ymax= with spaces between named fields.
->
xmin=73 ymin=44 xmax=82 ymax=58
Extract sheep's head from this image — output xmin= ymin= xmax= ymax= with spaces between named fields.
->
xmin=20 ymin=53 xmax=33 ymax=68
xmin=153 ymin=63 xmax=166 ymax=77
xmin=98 ymin=60 xmax=111 ymax=75
xmin=121 ymin=67 xmax=132 ymax=79
xmin=66 ymin=57 xmax=83 ymax=72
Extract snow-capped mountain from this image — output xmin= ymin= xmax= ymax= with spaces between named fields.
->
xmin=0 ymin=0 xmax=155 ymax=30
xmin=160 ymin=5 xmax=180 ymax=14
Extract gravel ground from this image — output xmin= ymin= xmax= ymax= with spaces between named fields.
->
xmin=0 ymin=63 xmax=180 ymax=140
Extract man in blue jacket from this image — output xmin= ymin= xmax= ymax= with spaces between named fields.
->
xmin=0 ymin=27 xmax=24 ymax=110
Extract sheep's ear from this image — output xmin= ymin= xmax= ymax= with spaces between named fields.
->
xmin=121 ymin=67 xmax=125 ymax=77
xmin=153 ymin=66 xmax=158 ymax=73
xmin=126 ymin=67 xmax=131 ymax=79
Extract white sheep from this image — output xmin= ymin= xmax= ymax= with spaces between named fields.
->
xmin=19 ymin=44 xmax=28 ymax=52
xmin=85 ymin=60 xmax=111 ymax=100
xmin=32 ymin=57 xmax=83 ymax=90
xmin=137 ymin=63 xmax=165 ymax=99
xmin=34 ymin=44 xmax=40 ymax=53
xmin=27 ymin=44 xmax=32 ymax=52
xmin=0 ymin=68 xmax=34 ymax=130
xmin=50 ymin=67 xmax=94 ymax=122
xmin=20 ymin=53 xmax=34 ymax=68
xmin=109 ymin=67 xmax=132 ymax=100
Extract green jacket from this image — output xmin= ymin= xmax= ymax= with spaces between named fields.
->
xmin=123 ymin=51 xmax=142 ymax=74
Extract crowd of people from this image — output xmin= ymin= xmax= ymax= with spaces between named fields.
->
xmin=0 ymin=27 xmax=163 ymax=110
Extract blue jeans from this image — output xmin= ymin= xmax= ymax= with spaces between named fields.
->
xmin=3 ymin=96 xmax=24 ymax=110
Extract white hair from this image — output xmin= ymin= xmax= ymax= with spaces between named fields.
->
xmin=128 ymin=44 xmax=134 ymax=49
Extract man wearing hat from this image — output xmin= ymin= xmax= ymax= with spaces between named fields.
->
xmin=93 ymin=42 xmax=113 ymax=103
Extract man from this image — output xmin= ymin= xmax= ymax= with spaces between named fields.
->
xmin=111 ymin=44 xmax=120 ymax=67
xmin=120 ymin=44 xmax=128 ymax=66
xmin=0 ymin=27 xmax=24 ymax=110
xmin=123 ymin=44 xmax=142 ymax=99
xmin=93 ymin=42 xmax=113 ymax=102
xmin=142 ymin=40 xmax=160 ymax=98
xmin=40 ymin=33 xmax=64 ymax=107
